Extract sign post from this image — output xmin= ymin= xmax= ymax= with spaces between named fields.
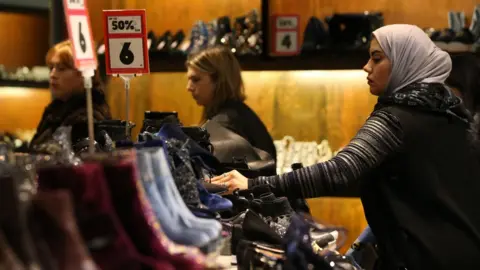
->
xmin=103 ymin=9 xmax=150 ymax=137
xmin=271 ymin=15 xmax=300 ymax=56
xmin=63 ymin=0 xmax=97 ymax=153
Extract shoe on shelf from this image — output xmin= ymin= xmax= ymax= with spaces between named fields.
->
xmin=448 ymin=28 xmax=475 ymax=52
xmin=147 ymin=30 xmax=158 ymax=51
xmin=431 ymin=28 xmax=456 ymax=51
xmin=155 ymin=31 xmax=173 ymax=52
xmin=170 ymin=30 xmax=186 ymax=52
xmin=302 ymin=16 xmax=329 ymax=52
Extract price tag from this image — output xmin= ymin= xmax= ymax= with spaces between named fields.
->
xmin=103 ymin=9 xmax=149 ymax=75
xmin=271 ymin=15 xmax=300 ymax=56
xmin=63 ymin=0 xmax=97 ymax=70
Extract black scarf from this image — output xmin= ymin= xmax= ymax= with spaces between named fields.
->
xmin=374 ymin=82 xmax=471 ymax=124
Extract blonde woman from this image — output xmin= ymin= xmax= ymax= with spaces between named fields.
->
xmin=185 ymin=46 xmax=276 ymax=161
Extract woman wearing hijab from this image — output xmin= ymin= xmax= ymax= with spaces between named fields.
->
xmin=212 ymin=24 xmax=480 ymax=269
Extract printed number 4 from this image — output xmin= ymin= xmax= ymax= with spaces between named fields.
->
xmin=120 ymin=43 xmax=134 ymax=65
xmin=281 ymin=34 xmax=292 ymax=49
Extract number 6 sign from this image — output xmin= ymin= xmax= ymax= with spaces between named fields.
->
xmin=102 ymin=9 xmax=150 ymax=75
xmin=63 ymin=0 xmax=97 ymax=70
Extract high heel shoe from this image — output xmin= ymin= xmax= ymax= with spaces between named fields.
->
xmin=155 ymin=31 xmax=173 ymax=52
xmin=170 ymin=30 xmax=186 ymax=52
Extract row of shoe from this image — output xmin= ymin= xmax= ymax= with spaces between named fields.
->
xmin=426 ymin=7 xmax=480 ymax=53
xmin=138 ymin=110 xmax=277 ymax=178
xmin=97 ymin=9 xmax=262 ymax=56
xmin=301 ymin=12 xmax=384 ymax=52
xmin=0 ymin=141 xmax=230 ymax=269
xmin=0 ymin=65 xmax=49 ymax=83
xmin=217 ymin=184 xmax=359 ymax=269
xmin=2 ymin=106 xmax=360 ymax=269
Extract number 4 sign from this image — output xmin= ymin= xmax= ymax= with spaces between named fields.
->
xmin=63 ymin=0 xmax=97 ymax=70
xmin=102 ymin=9 xmax=149 ymax=75
xmin=271 ymin=15 xmax=300 ymax=56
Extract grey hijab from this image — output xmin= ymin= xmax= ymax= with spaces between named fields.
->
xmin=373 ymin=24 xmax=452 ymax=94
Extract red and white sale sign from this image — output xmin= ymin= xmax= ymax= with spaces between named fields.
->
xmin=102 ymin=9 xmax=150 ymax=75
xmin=63 ymin=0 xmax=97 ymax=70
xmin=271 ymin=15 xmax=300 ymax=56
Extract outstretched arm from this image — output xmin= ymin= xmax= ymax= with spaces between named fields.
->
xmin=249 ymin=110 xmax=403 ymax=199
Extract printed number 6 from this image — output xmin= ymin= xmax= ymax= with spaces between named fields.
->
xmin=120 ymin=42 xmax=134 ymax=65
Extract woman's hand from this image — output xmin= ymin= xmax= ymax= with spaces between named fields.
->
xmin=211 ymin=170 xmax=249 ymax=194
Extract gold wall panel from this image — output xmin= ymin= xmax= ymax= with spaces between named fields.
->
xmin=0 ymin=12 xmax=49 ymax=68
xmin=0 ymin=88 xmax=51 ymax=137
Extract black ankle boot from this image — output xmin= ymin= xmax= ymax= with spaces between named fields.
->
xmin=301 ymin=16 xmax=329 ymax=52
xmin=326 ymin=13 xmax=384 ymax=50
xmin=140 ymin=111 xmax=180 ymax=134
xmin=181 ymin=126 xmax=213 ymax=153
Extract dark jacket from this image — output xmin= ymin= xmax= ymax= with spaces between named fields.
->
xmin=363 ymin=85 xmax=480 ymax=270
xmin=30 ymin=89 xmax=111 ymax=150
xmin=250 ymin=83 xmax=480 ymax=269
xmin=208 ymin=100 xmax=277 ymax=161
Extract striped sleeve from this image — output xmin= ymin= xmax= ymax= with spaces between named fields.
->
xmin=248 ymin=110 xmax=404 ymax=199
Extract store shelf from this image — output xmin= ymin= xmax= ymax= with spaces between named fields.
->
xmin=0 ymin=2 xmax=49 ymax=15
xmin=0 ymin=79 xmax=49 ymax=89
xmin=97 ymin=50 xmax=480 ymax=75
xmin=98 ymin=49 xmax=372 ymax=73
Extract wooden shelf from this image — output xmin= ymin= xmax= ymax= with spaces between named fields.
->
xmin=0 ymin=79 xmax=49 ymax=89
xmin=0 ymin=2 xmax=49 ymax=15
xmin=97 ymin=50 xmax=479 ymax=76
xmin=98 ymin=49 xmax=372 ymax=74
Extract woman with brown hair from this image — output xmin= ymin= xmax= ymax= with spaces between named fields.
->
xmin=30 ymin=40 xmax=111 ymax=150
xmin=185 ymin=46 xmax=276 ymax=161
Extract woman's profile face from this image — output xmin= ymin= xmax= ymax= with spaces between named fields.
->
xmin=186 ymin=67 xmax=215 ymax=107
xmin=48 ymin=52 xmax=84 ymax=101
xmin=363 ymin=38 xmax=392 ymax=96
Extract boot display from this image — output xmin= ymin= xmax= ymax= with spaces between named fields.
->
xmin=326 ymin=13 xmax=384 ymax=50
xmin=428 ymin=10 xmax=479 ymax=52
